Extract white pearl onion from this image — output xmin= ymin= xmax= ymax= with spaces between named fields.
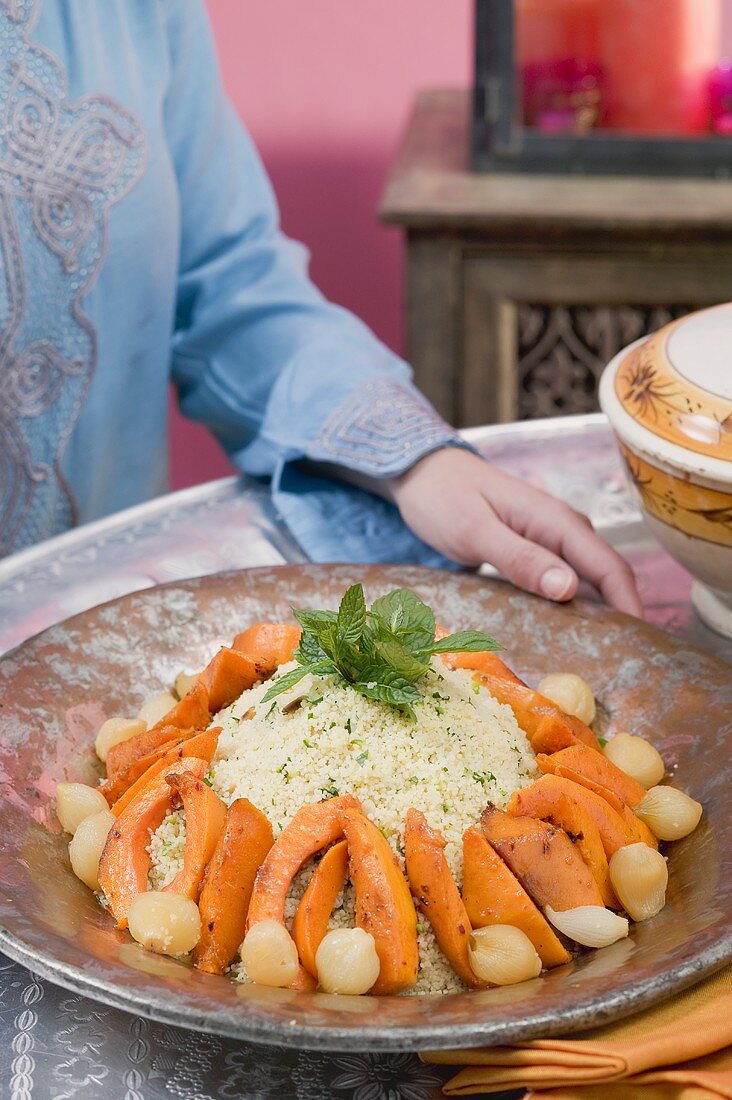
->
xmin=467 ymin=925 xmax=542 ymax=986
xmin=94 ymin=717 xmax=146 ymax=763
xmin=69 ymin=809 xmax=116 ymax=891
xmin=538 ymin=674 xmax=596 ymax=725
xmin=128 ymin=891 xmax=202 ymax=956
xmin=56 ymin=782 xmax=109 ymax=834
xmin=545 ymin=905 xmax=629 ymax=948
xmin=241 ymin=921 xmax=300 ymax=987
xmin=137 ymin=692 xmax=177 ymax=730
xmin=174 ymin=671 xmax=199 ymax=700
xmin=609 ymin=843 xmax=668 ymax=922
xmin=603 ymin=733 xmax=665 ymax=788
xmin=315 ymin=928 xmax=381 ymax=995
xmin=634 ymin=786 xmax=703 ymax=841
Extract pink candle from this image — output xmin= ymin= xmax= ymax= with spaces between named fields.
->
xmin=516 ymin=0 xmax=601 ymax=66
xmin=599 ymin=0 xmax=721 ymax=134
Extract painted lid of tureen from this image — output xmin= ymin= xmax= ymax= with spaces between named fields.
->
xmin=615 ymin=304 xmax=732 ymax=460
xmin=600 ymin=303 xmax=732 ymax=487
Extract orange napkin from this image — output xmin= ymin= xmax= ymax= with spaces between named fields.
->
xmin=421 ymin=967 xmax=732 ymax=1098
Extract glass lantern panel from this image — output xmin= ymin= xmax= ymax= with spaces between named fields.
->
xmin=515 ymin=0 xmax=725 ymax=138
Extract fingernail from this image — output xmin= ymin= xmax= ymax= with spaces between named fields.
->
xmin=540 ymin=567 xmax=573 ymax=600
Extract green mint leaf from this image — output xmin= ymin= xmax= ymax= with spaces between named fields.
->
xmin=373 ymin=638 xmax=430 ymax=682
xmin=293 ymin=607 xmax=341 ymax=664
xmin=431 ymin=630 xmax=503 ymax=655
xmin=360 ymin=614 xmax=390 ymax=648
xmin=273 ymin=585 xmax=503 ymax=720
xmin=260 ymin=663 xmax=327 ymax=704
xmin=317 ymin=623 xmax=342 ymax=663
xmin=337 ymin=583 xmax=367 ymax=646
xmin=295 ymin=631 xmax=328 ymax=666
xmin=370 ymin=588 xmax=435 ymax=655
xmin=353 ymin=672 xmax=421 ymax=710
xmin=294 ymin=608 xmax=337 ymax=632
xmin=333 ymin=637 xmax=370 ymax=684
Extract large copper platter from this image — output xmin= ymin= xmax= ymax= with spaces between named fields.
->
xmin=0 ymin=564 xmax=729 ymax=1051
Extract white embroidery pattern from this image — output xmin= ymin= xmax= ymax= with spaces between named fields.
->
xmin=0 ymin=0 xmax=146 ymax=554
xmin=310 ymin=379 xmax=460 ymax=476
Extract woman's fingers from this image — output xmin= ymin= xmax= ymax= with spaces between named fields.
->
xmin=557 ymin=518 xmax=643 ymax=616
xmin=389 ymin=448 xmax=643 ymax=616
xmin=480 ymin=468 xmax=643 ymax=616
xmin=479 ymin=506 xmax=640 ymax=614
xmin=439 ymin=500 xmax=581 ymax=603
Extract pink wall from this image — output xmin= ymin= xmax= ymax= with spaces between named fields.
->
xmin=169 ymin=0 xmax=473 ymax=488
xmin=169 ymin=0 xmax=732 ymax=490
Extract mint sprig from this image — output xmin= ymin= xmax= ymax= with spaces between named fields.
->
xmin=260 ymin=585 xmax=502 ymax=717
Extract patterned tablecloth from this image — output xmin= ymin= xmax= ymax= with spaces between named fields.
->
xmin=0 ymin=414 xmax=728 ymax=1100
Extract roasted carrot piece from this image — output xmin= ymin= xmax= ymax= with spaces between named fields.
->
xmin=98 ymin=757 xmax=207 ymax=929
xmin=198 ymin=647 xmax=259 ymax=713
xmin=105 ymin=724 xmax=185 ymax=780
xmin=109 ymin=729 xmax=220 ymax=816
xmin=291 ymin=840 xmax=349 ymax=979
xmin=160 ymin=681 xmax=211 ymax=729
xmin=194 ymin=798 xmax=275 ymax=974
xmin=434 ymin=624 xmax=524 ymax=683
xmin=246 ymin=794 xmax=359 ymax=992
xmin=100 ymin=732 xmax=190 ymax=806
xmin=536 ymin=755 xmax=624 ymax=813
xmin=538 ymin=794 xmax=617 ymax=909
xmin=106 ymin=682 xmax=210 ymax=777
xmin=289 ymin=968 xmax=318 ymax=992
xmin=531 ymin=714 xmax=598 ymax=754
xmin=461 ymin=827 xmax=570 ymax=968
xmin=473 ymin=673 xmax=601 ymax=752
xmin=538 ymin=744 xmax=646 ymax=808
xmin=339 ymin=806 xmax=419 ymax=995
xmin=534 ymin=759 xmax=658 ymax=849
xmin=404 ymin=810 xmax=483 ymax=988
xmin=625 ymin=812 xmax=657 ymax=849
xmin=162 ymin=770 xmax=227 ymax=900
xmin=247 ymin=794 xmax=360 ymax=927
xmin=231 ymin=623 xmax=301 ymax=680
xmin=509 ymin=774 xmax=640 ymax=857
xmin=434 ymin=627 xmax=597 ymax=750
xmin=481 ymin=803 xmax=604 ymax=911
xmin=439 ymin=650 xmax=524 ymax=684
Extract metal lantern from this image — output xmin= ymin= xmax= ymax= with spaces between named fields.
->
xmin=473 ymin=0 xmax=732 ymax=177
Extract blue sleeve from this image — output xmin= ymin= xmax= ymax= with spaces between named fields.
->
xmin=164 ymin=0 xmax=461 ymax=486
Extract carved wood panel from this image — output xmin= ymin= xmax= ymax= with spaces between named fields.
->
xmin=516 ymin=304 xmax=693 ymax=419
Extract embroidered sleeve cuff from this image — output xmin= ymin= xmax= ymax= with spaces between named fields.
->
xmin=305 ymin=379 xmax=468 ymax=479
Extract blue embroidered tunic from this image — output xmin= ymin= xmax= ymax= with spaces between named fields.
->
xmin=0 ymin=0 xmax=461 ymax=562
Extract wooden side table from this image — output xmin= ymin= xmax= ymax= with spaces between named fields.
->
xmin=380 ymin=89 xmax=732 ymax=428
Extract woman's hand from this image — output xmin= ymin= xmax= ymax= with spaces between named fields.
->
xmin=389 ymin=448 xmax=642 ymax=617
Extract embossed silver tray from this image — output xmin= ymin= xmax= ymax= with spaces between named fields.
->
xmin=0 ymin=564 xmax=729 ymax=1051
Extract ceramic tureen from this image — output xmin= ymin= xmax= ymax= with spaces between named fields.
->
xmin=599 ymin=303 xmax=732 ymax=639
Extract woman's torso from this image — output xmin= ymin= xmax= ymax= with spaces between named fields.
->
xmin=1 ymin=0 xmax=181 ymax=554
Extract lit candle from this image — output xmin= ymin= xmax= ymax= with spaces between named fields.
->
xmin=599 ymin=0 xmax=721 ymax=134
xmin=516 ymin=0 xmax=601 ymax=66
